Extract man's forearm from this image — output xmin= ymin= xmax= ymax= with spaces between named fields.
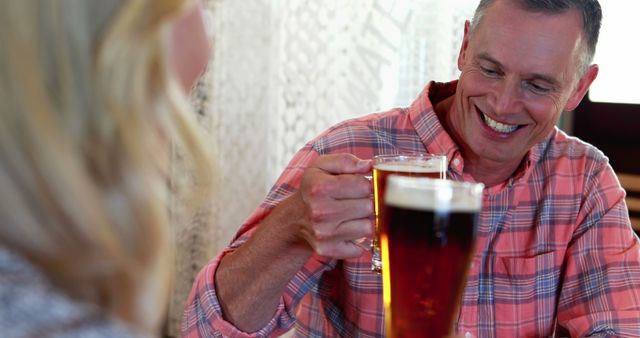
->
xmin=215 ymin=194 xmax=313 ymax=332
xmin=214 ymin=154 xmax=374 ymax=332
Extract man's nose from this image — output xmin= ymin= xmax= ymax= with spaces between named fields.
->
xmin=492 ymin=78 xmax=523 ymax=115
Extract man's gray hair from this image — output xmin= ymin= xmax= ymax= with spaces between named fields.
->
xmin=470 ymin=0 xmax=602 ymax=74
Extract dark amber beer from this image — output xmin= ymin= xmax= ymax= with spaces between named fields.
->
xmin=371 ymin=154 xmax=447 ymax=273
xmin=381 ymin=176 xmax=483 ymax=338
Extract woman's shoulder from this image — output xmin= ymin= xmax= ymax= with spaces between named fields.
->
xmin=0 ymin=248 xmax=151 ymax=338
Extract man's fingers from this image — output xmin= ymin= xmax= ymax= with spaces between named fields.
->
xmin=310 ymin=235 xmax=370 ymax=259
xmin=335 ymin=218 xmax=374 ymax=242
xmin=307 ymin=198 xmax=373 ymax=224
xmin=309 ymin=218 xmax=373 ymax=243
xmin=324 ymin=174 xmax=373 ymax=199
xmin=299 ymin=154 xmax=375 ymax=260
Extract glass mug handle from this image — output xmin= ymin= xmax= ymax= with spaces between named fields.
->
xmin=361 ymin=174 xmax=383 ymax=272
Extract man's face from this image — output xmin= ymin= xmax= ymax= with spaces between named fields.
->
xmin=449 ymin=0 xmax=597 ymax=169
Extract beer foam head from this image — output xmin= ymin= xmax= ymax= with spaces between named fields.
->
xmin=384 ymin=176 xmax=483 ymax=212
xmin=374 ymin=161 xmax=442 ymax=173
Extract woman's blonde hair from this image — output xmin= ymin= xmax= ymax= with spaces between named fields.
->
xmin=0 ymin=0 xmax=211 ymax=333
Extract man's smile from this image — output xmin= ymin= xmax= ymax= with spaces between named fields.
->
xmin=475 ymin=105 xmax=523 ymax=134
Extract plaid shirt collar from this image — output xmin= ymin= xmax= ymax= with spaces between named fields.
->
xmin=411 ymin=80 xmax=556 ymax=190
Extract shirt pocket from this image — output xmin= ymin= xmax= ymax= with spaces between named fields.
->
xmin=491 ymin=251 xmax=561 ymax=337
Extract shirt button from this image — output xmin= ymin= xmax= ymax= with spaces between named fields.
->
xmin=465 ymin=332 xmax=474 ymax=338
xmin=453 ymin=158 xmax=461 ymax=166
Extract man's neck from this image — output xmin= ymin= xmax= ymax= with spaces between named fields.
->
xmin=461 ymin=153 xmax=522 ymax=187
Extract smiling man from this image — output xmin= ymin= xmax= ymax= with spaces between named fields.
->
xmin=183 ymin=1 xmax=640 ymax=337
xmin=437 ymin=0 xmax=598 ymax=189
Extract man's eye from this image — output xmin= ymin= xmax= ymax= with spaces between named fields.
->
xmin=480 ymin=67 xmax=499 ymax=76
xmin=526 ymin=81 xmax=551 ymax=94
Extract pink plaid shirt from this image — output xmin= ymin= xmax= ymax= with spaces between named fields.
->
xmin=182 ymin=81 xmax=640 ymax=337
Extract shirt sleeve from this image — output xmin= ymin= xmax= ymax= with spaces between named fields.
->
xmin=557 ymin=162 xmax=640 ymax=337
xmin=180 ymin=241 xmax=287 ymax=338
xmin=181 ymin=144 xmax=337 ymax=338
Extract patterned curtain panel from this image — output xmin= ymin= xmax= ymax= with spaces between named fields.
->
xmin=166 ymin=1 xmax=476 ymax=336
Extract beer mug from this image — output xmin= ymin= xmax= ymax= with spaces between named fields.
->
xmin=381 ymin=176 xmax=483 ymax=338
xmin=370 ymin=154 xmax=447 ymax=273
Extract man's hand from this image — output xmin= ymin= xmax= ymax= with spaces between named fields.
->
xmin=295 ymin=153 xmax=374 ymax=259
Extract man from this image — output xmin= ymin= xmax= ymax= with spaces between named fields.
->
xmin=183 ymin=0 xmax=640 ymax=336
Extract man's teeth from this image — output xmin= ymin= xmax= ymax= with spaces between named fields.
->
xmin=482 ymin=113 xmax=518 ymax=133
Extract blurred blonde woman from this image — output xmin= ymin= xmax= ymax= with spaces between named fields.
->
xmin=0 ymin=0 xmax=211 ymax=337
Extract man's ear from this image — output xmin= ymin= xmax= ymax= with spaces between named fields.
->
xmin=565 ymin=64 xmax=599 ymax=111
xmin=458 ymin=20 xmax=472 ymax=71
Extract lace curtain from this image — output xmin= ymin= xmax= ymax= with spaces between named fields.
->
xmin=167 ymin=0 xmax=477 ymax=336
